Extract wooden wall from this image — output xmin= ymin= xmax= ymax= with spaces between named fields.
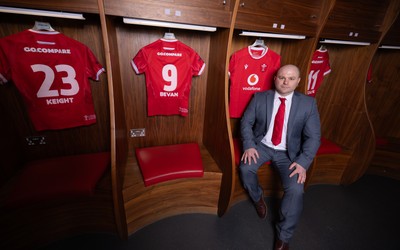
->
xmin=117 ymin=26 xmax=210 ymax=149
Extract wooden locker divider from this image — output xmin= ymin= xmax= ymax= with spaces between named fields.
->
xmin=366 ymin=4 xmax=400 ymax=180
xmin=204 ymin=0 xmax=240 ymax=217
xmin=97 ymin=0 xmax=129 ymax=239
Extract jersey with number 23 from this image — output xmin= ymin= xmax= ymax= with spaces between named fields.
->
xmin=0 ymin=29 xmax=105 ymax=131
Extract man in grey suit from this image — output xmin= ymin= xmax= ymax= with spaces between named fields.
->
xmin=239 ymin=64 xmax=321 ymax=250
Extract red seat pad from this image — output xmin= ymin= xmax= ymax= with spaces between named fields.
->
xmin=233 ymin=138 xmax=243 ymax=166
xmin=5 ymin=152 xmax=110 ymax=208
xmin=317 ymin=137 xmax=342 ymax=155
xmin=135 ymin=143 xmax=204 ymax=187
xmin=375 ymin=136 xmax=389 ymax=146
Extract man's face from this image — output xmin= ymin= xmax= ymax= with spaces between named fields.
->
xmin=274 ymin=66 xmax=301 ymax=96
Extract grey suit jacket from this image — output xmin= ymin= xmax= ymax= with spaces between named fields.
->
xmin=240 ymin=90 xmax=321 ymax=169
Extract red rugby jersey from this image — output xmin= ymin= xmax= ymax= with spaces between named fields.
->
xmin=229 ymin=46 xmax=280 ymax=118
xmin=0 ymin=29 xmax=105 ymax=131
xmin=307 ymin=49 xmax=331 ymax=97
xmin=131 ymin=39 xmax=205 ymax=117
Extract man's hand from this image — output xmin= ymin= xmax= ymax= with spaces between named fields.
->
xmin=241 ymin=148 xmax=259 ymax=165
xmin=289 ymin=162 xmax=307 ymax=184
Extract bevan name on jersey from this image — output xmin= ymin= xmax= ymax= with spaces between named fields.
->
xmin=160 ymin=92 xmax=178 ymax=97
xmin=24 ymin=47 xmax=71 ymax=54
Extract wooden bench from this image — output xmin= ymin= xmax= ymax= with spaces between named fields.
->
xmin=367 ymin=136 xmax=400 ymax=180
xmin=122 ymin=144 xmax=222 ymax=234
xmin=0 ymin=152 xmax=115 ymax=249
xmin=307 ymin=137 xmax=351 ymax=185
xmin=232 ymin=138 xmax=281 ymax=204
xmin=232 ymin=137 xmax=352 ymax=204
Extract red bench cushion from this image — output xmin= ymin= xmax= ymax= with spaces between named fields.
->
xmin=5 ymin=152 xmax=110 ymax=208
xmin=376 ymin=136 xmax=389 ymax=146
xmin=317 ymin=137 xmax=342 ymax=155
xmin=135 ymin=143 xmax=204 ymax=187
xmin=233 ymin=138 xmax=243 ymax=166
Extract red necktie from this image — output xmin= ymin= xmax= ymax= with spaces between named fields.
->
xmin=271 ymin=97 xmax=286 ymax=146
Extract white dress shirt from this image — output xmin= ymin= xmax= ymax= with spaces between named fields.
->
xmin=261 ymin=91 xmax=293 ymax=150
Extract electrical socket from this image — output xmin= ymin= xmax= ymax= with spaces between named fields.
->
xmin=25 ymin=136 xmax=46 ymax=146
xmin=130 ymin=128 xmax=145 ymax=137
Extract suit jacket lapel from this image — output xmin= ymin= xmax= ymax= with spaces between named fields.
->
xmin=266 ymin=91 xmax=275 ymax=132
xmin=287 ymin=92 xmax=300 ymax=139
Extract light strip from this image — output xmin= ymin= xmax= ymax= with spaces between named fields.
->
xmin=123 ymin=17 xmax=217 ymax=32
xmin=239 ymin=31 xmax=306 ymax=40
xmin=320 ymin=39 xmax=370 ymax=46
xmin=378 ymin=45 xmax=400 ymax=50
xmin=0 ymin=6 xmax=85 ymax=20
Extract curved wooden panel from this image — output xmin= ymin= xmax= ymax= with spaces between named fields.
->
xmin=98 ymin=1 xmax=129 ymax=237
xmin=314 ymin=44 xmax=376 ymax=184
xmin=203 ymin=27 xmax=233 ymax=216
xmin=366 ymin=50 xmax=400 ymax=138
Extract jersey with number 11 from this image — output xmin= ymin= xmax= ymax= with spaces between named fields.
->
xmin=307 ymin=49 xmax=331 ymax=97
xmin=0 ymin=29 xmax=105 ymax=131
xmin=131 ymin=39 xmax=205 ymax=116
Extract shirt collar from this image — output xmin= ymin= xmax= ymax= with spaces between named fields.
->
xmin=274 ymin=91 xmax=294 ymax=102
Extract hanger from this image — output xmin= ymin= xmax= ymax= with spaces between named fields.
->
xmin=318 ymin=44 xmax=327 ymax=51
xmin=163 ymin=32 xmax=176 ymax=40
xmin=250 ymin=38 xmax=267 ymax=49
xmin=31 ymin=21 xmax=55 ymax=32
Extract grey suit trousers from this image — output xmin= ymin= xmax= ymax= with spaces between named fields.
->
xmin=239 ymin=142 xmax=304 ymax=243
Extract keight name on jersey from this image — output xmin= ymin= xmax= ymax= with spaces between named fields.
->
xmin=24 ymin=47 xmax=72 ymax=54
xmin=46 ymin=97 xmax=74 ymax=105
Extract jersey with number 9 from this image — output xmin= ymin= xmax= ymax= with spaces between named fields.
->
xmin=131 ymin=39 xmax=205 ymax=116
